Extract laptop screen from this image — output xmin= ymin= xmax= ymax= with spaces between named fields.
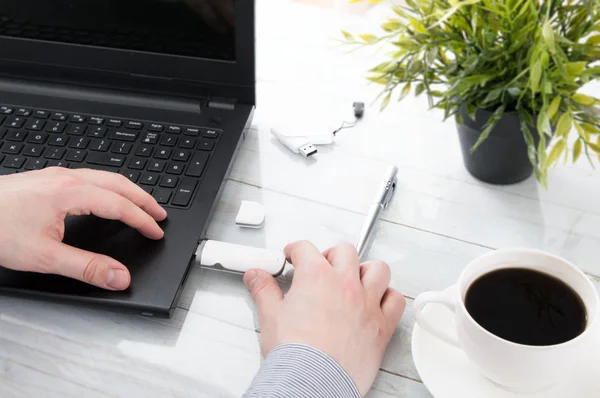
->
xmin=0 ymin=0 xmax=236 ymax=61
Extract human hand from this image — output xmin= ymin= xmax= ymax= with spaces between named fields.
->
xmin=0 ymin=168 xmax=167 ymax=290
xmin=243 ymin=241 xmax=406 ymax=396
xmin=184 ymin=0 xmax=235 ymax=33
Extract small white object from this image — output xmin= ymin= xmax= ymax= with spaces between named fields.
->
xmin=197 ymin=240 xmax=286 ymax=276
xmin=270 ymin=125 xmax=335 ymax=157
xmin=236 ymin=200 xmax=266 ymax=228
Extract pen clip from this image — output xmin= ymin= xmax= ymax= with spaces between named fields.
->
xmin=382 ymin=179 xmax=396 ymax=209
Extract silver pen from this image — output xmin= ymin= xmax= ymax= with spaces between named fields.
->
xmin=356 ymin=165 xmax=398 ymax=260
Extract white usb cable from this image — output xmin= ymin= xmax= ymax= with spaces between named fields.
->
xmin=270 ymin=126 xmax=335 ymax=157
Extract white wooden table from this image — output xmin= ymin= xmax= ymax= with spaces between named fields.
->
xmin=1 ymin=1 xmax=599 ymax=397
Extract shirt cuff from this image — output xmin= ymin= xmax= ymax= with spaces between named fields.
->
xmin=243 ymin=343 xmax=362 ymax=398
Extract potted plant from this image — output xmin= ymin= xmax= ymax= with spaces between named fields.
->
xmin=343 ymin=0 xmax=600 ymax=186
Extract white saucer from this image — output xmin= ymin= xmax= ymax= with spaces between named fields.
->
xmin=411 ymin=303 xmax=600 ymax=398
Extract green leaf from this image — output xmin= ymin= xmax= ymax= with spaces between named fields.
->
xmin=359 ymin=34 xmax=378 ymax=43
xmin=581 ymin=123 xmax=600 ymax=135
xmin=588 ymin=142 xmax=600 ymax=154
xmin=455 ymin=113 xmax=464 ymax=126
xmin=575 ymin=122 xmax=590 ymax=142
xmin=587 ymin=35 xmax=600 ymax=45
xmin=483 ymin=88 xmax=503 ymax=103
xmin=537 ymin=113 xmax=551 ymax=137
xmin=544 ymin=138 xmax=566 ymax=171
xmin=566 ymin=62 xmax=587 ymax=77
xmin=542 ymin=22 xmax=555 ymax=52
xmin=556 ymin=112 xmax=572 ymax=137
xmin=399 ymin=83 xmax=412 ymax=101
xmin=572 ymin=93 xmax=596 ymax=106
xmin=573 ymin=139 xmax=583 ymax=163
xmin=341 ymin=30 xmax=354 ymax=40
xmin=471 ymin=105 xmax=505 ymax=152
xmin=466 ymin=104 xmax=477 ymax=121
xmin=530 ymin=61 xmax=542 ymax=93
xmin=415 ymin=83 xmax=425 ymax=97
xmin=508 ymin=87 xmax=522 ymax=97
xmin=546 ymin=96 xmax=561 ymax=120
xmin=380 ymin=92 xmax=392 ymax=111
xmin=381 ymin=21 xmax=402 ymax=32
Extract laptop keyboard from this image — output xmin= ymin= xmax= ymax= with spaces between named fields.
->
xmin=0 ymin=105 xmax=220 ymax=209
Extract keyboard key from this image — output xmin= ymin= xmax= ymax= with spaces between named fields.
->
xmin=111 ymin=142 xmax=132 ymax=154
xmin=134 ymin=144 xmax=153 ymax=157
xmin=186 ymin=152 xmax=209 ymax=177
xmin=47 ymin=160 xmax=69 ymax=168
xmin=28 ymin=132 xmax=48 ymax=144
xmin=34 ymin=110 xmax=49 ymax=119
xmin=90 ymin=139 xmax=110 ymax=152
xmin=154 ymin=147 xmax=172 ymax=159
xmin=141 ymin=186 xmax=153 ymax=194
xmin=126 ymin=121 xmax=143 ymax=130
xmin=65 ymin=150 xmax=86 ymax=162
xmin=201 ymin=128 xmax=221 ymax=139
xmin=129 ymin=157 xmax=147 ymax=170
xmin=197 ymin=138 xmax=215 ymax=151
xmin=87 ymin=152 xmax=125 ymax=168
xmin=51 ymin=112 xmax=68 ymax=121
xmin=5 ymin=130 xmax=27 ymax=142
xmin=179 ymin=137 xmax=196 ymax=149
xmin=44 ymin=147 xmax=66 ymax=160
xmin=46 ymin=121 xmax=66 ymax=133
xmin=2 ymin=143 xmax=23 ymax=154
xmin=66 ymin=125 xmax=86 ymax=136
xmin=140 ymin=172 xmax=159 ymax=186
xmin=26 ymin=159 xmax=47 ymax=170
xmin=173 ymin=149 xmax=191 ymax=162
xmin=184 ymin=127 xmax=200 ymax=136
xmin=122 ymin=170 xmax=141 ymax=183
xmin=148 ymin=123 xmax=164 ymax=132
xmin=0 ymin=117 xmax=5 ymax=127
xmin=167 ymin=125 xmax=182 ymax=134
xmin=159 ymin=175 xmax=178 ymax=188
xmin=108 ymin=129 xmax=138 ymax=142
xmin=159 ymin=134 xmax=178 ymax=147
xmin=15 ymin=108 xmax=31 ymax=117
xmin=0 ymin=154 xmax=4 ymax=165
xmin=166 ymin=162 xmax=184 ymax=175
xmin=147 ymin=160 xmax=166 ymax=172
xmin=69 ymin=137 xmax=90 ymax=149
xmin=48 ymin=134 xmax=69 ymax=147
xmin=172 ymin=178 xmax=197 ymax=206
xmin=0 ymin=106 xmax=13 ymax=115
xmin=5 ymin=116 xmax=25 ymax=128
xmin=3 ymin=155 xmax=25 ymax=168
xmin=88 ymin=116 xmax=104 ymax=125
xmin=87 ymin=126 xmax=107 ymax=138
xmin=141 ymin=132 xmax=159 ymax=144
xmin=0 ymin=128 xmax=5 ymax=139
xmin=106 ymin=119 xmax=123 ymax=127
xmin=23 ymin=145 xmax=44 ymax=157
xmin=70 ymin=114 xmax=86 ymax=123
xmin=153 ymin=188 xmax=172 ymax=204
xmin=25 ymin=119 xmax=45 ymax=131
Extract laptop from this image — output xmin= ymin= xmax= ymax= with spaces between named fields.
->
xmin=0 ymin=0 xmax=255 ymax=318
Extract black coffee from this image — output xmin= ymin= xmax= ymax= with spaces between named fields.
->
xmin=465 ymin=268 xmax=587 ymax=346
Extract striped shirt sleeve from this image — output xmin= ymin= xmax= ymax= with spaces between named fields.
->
xmin=243 ymin=344 xmax=362 ymax=398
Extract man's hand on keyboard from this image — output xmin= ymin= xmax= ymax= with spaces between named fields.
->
xmin=0 ymin=167 xmax=167 ymax=290
xmin=243 ymin=241 xmax=406 ymax=396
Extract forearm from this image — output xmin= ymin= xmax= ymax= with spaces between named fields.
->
xmin=243 ymin=344 xmax=362 ymax=398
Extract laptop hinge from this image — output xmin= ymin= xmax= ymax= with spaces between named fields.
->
xmin=208 ymin=97 xmax=236 ymax=111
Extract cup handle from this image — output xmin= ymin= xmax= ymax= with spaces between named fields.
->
xmin=414 ymin=285 xmax=461 ymax=349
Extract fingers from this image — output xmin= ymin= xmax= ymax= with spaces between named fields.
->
xmin=323 ymin=243 xmax=360 ymax=275
xmin=244 ymin=269 xmax=283 ymax=319
xmin=284 ymin=240 xmax=331 ymax=276
xmin=69 ymin=169 xmax=167 ymax=222
xmin=381 ymin=288 xmax=406 ymax=331
xmin=66 ymin=184 xmax=164 ymax=240
xmin=360 ymin=261 xmax=391 ymax=302
xmin=44 ymin=241 xmax=131 ymax=290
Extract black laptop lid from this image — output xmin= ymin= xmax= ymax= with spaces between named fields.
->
xmin=0 ymin=0 xmax=255 ymax=103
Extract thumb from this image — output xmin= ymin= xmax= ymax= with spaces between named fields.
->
xmin=244 ymin=269 xmax=283 ymax=316
xmin=44 ymin=242 xmax=131 ymax=291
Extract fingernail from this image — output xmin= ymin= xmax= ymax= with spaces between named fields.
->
xmin=244 ymin=269 xmax=259 ymax=290
xmin=106 ymin=269 xmax=129 ymax=290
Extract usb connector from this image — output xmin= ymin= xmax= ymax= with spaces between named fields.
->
xmin=299 ymin=143 xmax=318 ymax=157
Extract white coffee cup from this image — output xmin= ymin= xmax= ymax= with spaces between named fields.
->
xmin=414 ymin=248 xmax=599 ymax=393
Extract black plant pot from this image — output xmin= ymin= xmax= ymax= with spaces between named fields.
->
xmin=456 ymin=105 xmax=541 ymax=185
